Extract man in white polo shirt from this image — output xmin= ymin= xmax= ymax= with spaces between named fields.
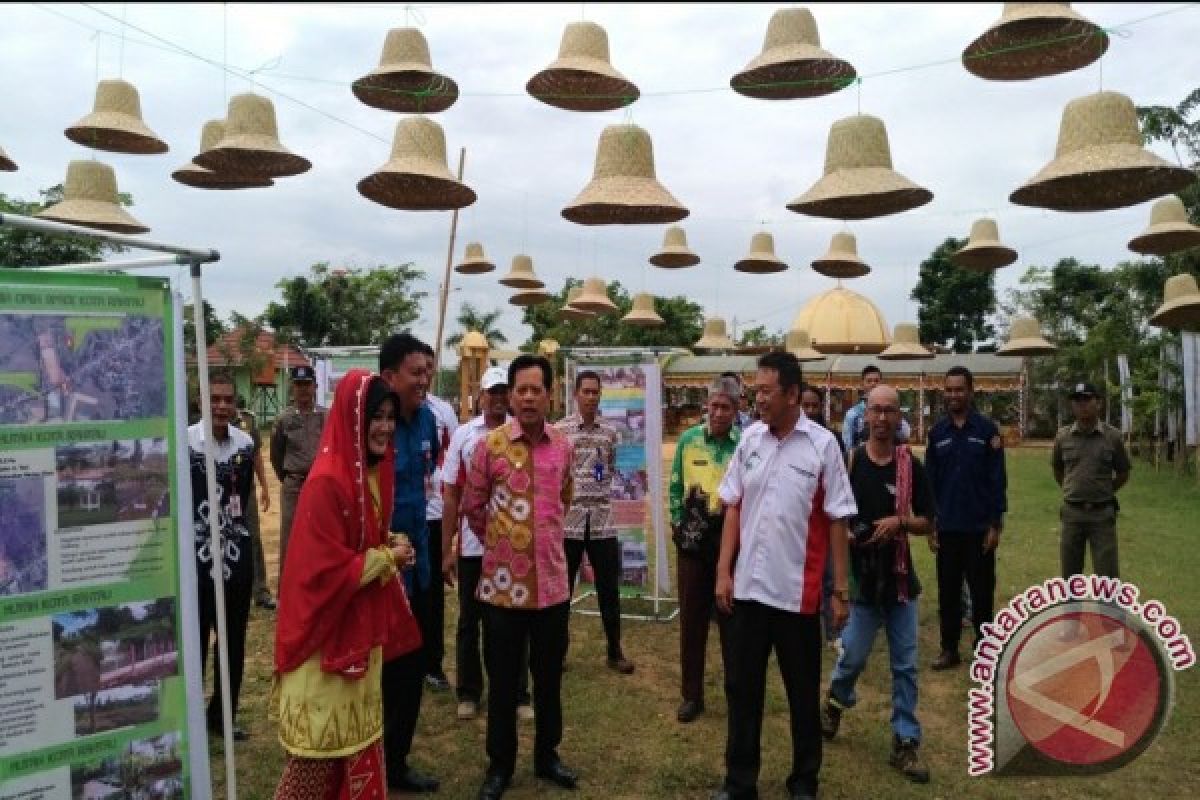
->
xmin=712 ymin=351 xmax=857 ymax=800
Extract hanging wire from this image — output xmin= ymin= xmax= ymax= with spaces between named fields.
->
xmin=118 ymin=3 xmax=127 ymax=77
xmin=222 ymin=2 xmax=228 ymax=103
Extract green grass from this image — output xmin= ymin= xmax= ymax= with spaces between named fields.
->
xmin=57 ymin=503 xmax=118 ymax=527
xmin=213 ymin=448 xmax=1200 ymax=799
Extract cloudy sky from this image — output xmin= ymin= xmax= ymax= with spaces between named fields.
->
xmin=1 ymin=3 xmax=1196 ymax=359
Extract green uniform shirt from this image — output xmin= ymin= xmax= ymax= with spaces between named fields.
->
xmin=1052 ymin=421 xmax=1131 ymax=505
xmin=669 ymin=423 xmax=739 ymax=558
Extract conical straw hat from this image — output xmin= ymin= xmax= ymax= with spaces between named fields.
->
xmin=572 ymin=277 xmax=618 ymax=314
xmin=997 ymin=316 xmax=1056 ymax=356
xmin=352 ymin=27 xmax=459 ymax=113
xmin=785 ymin=329 xmax=824 ymax=361
xmin=952 ymin=218 xmax=1018 ymax=270
xmin=649 ymin=225 xmax=700 ymax=268
xmin=788 ymin=114 xmax=932 ymax=220
xmin=963 ymin=3 xmax=1108 ymax=82
xmin=812 ymin=232 xmax=870 ymax=278
xmin=1010 ymin=92 xmax=1196 ymax=212
xmin=622 ymin=293 xmax=665 ymax=327
xmin=498 ymin=255 xmax=545 ymax=289
xmin=0 ymin=146 xmax=16 ymax=172
xmin=65 ymin=79 xmax=168 ymax=155
xmin=731 ymin=8 xmax=856 ymax=100
xmin=358 ymin=116 xmax=476 ymax=211
xmin=36 ymin=160 xmax=148 ymax=234
xmin=879 ymin=323 xmax=934 ymax=360
xmin=559 ymin=287 xmax=596 ymax=321
xmin=562 ymin=124 xmax=688 ymax=225
xmin=694 ymin=317 xmax=735 ymax=351
xmin=527 ymin=21 xmax=639 ymax=112
xmin=172 ymin=119 xmax=274 ymax=190
xmin=510 ymin=288 xmax=553 ymax=307
xmin=734 ymin=232 xmax=788 ymax=274
xmin=193 ymin=93 xmax=311 ymax=178
xmin=538 ymin=339 xmax=560 ymax=358
xmin=1149 ymin=274 xmax=1200 ymax=330
xmin=1129 ymin=196 xmax=1200 ymax=256
xmin=455 ymin=242 xmax=496 ymax=274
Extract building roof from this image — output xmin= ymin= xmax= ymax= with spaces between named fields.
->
xmin=189 ymin=326 xmax=310 ymax=384
xmin=792 ymin=286 xmax=891 ymax=354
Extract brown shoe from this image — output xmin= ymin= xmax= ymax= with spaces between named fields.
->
xmin=931 ymin=650 xmax=961 ymax=671
xmin=606 ymin=655 xmax=635 ymax=675
xmin=889 ymin=736 xmax=930 ymax=783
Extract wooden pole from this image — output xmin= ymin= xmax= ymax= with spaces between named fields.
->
xmin=432 ymin=147 xmax=466 ymax=396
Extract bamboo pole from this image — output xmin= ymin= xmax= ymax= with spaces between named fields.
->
xmin=432 ymin=147 xmax=466 ymax=395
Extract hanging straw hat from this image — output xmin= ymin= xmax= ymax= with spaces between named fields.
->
xmin=0 ymin=146 xmax=16 ymax=172
xmin=788 ymin=114 xmax=932 ymax=220
xmin=172 ymin=119 xmax=274 ymax=190
xmin=997 ymin=316 xmax=1056 ymax=356
xmin=731 ymin=8 xmax=856 ymax=100
xmin=510 ymin=288 xmax=552 ymax=307
xmin=498 ymin=255 xmax=544 ymax=289
xmin=812 ymin=232 xmax=870 ymax=278
xmin=559 ymin=286 xmax=597 ymax=321
xmin=538 ymin=339 xmax=561 ymax=358
xmin=622 ymin=293 xmax=665 ymax=327
xmin=1010 ymin=92 xmax=1196 ymax=212
xmin=1128 ymin=196 xmax=1200 ymax=256
xmin=358 ymin=116 xmax=476 ymax=211
xmin=352 ymin=27 xmax=458 ymax=113
xmin=952 ymin=218 xmax=1018 ymax=270
xmin=1149 ymin=274 xmax=1200 ymax=330
xmin=36 ymin=160 xmax=148 ymax=234
xmin=455 ymin=242 xmax=496 ymax=274
xmin=963 ymin=3 xmax=1108 ymax=82
xmin=734 ymin=232 xmax=788 ymax=274
xmin=785 ymin=329 xmax=824 ymax=361
xmin=562 ymin=124 xmax=688 ymax=225
xmin=572 ymin=277 xmax=618 ymax=314
xmin=64 ymin=79 xmax=168 ymax=155
xmin=193 ymin=93 xmax=311 ymax=178
xmin=879 ymin=323 xmax=934 ymax=360
xmin=694 ymin=317 xmax=736 ymax=351
xmin=649 ymin=225 xmax=700 ymax=268
xmin=527 ymin=21 xmax=639 ymax=112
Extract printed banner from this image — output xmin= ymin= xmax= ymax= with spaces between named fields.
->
xmin=0 ymin=270 xmax=207 ymax=799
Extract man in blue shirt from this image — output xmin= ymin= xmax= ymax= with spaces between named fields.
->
xmin=842 ymin=366 xmax=910 ymax=452
xmin=924 ymin=366 xmax=1007 ymax=671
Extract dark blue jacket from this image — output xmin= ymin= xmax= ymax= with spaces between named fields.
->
xmin=391 ymin=404 xmax=439 ymax=591
xmin=924 ymin=410 xmax=1007 ymax=533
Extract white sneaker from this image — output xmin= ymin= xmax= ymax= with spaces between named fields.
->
xmin=456 ymin=701 xmax=478 ymax=721
xmin=517 ymin=703 xmax=535 ymax=722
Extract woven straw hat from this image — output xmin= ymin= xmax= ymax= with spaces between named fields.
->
xmin=623 ymin=292 xmax=665 ymax=327
xmin=731 ymin=8 xmax=856 ymax=100
xmin=963 ymin=3 xmax=1108 ymax=82
xmin=997 ymin=316 xmax=1056 ymax=356
xmin=0 ymin=146 xmax=16 ymax=172
xmin=36 ymin=160 xmax=148 ymax=234
xmin=510 ymin=288 xmax=552 ymax=307
xmin=812 ymin=232 xmax=870 ymax=278
xmin=527 ymin=21 xmax=639 ymax=112
xmin=455 ymin=242 xmax=496 ymax=274
xmin=352 ymin=28 xmax=458 ymax=113
xmin=559 ymin=287 xmax=597 ymax=321
xmin=562 ymin=124 xmax=688 ymax=225
xmin=952 ymin=218 xmax=1018 ymax=270
xmin=788 ymin=114 xmax=932 ymax=220
xmin=573 ymin=277 xmax=618 ymax=314
xmin=649 ymin=225 xmax=700 ymax=268
xmin=65 ymin=79 xmax=168 ymax=155
xmin=879 ymin=323 xmax=934 ymax=360
xmin=735 ymin=232 xmax=788 ymax=274
xmin=538 ymin=339 xmax=560 ymax=358
xmin=1149 ymin=274 xmax=1200 ymax=330
xmin=1129 ymin=196 xmax=1200 ymax=256
xmin=172 ymin=119 xmax=274 ymax=190
xmin=498 ymin=255 xmax=544 ymax=289
xmin=785 ymin=329 xmax=824 ymax=361
xmin=1011 ymin=92 xmax=1196 ymax=212
xmin=194 ymin=93 xmax=311 ymax=178
xmin=694 ymin=317 xmax=736 ymax=351
xmin=358 ymin=116 xmax=476 ymax=211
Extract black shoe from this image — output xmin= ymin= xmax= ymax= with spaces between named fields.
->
xmin=534 ymin=758 xmax=578 ymax=790
xmin=255 ymin=594 xmax=277 ymax=611
xmin=820 ymin=694 xmax=843 ymax=741
xmin=425 ymin=673 xmax=451 ymax=692
xmin=476 ymin=772 xmax=510 ymax=800
xmin=391 ymin=767 xmax=440 ymax=793
xmin=931 ymin=650 xmax=962 ymax=671
xmin=710 ymin=789 xmax=758 ymax=800
xmin=789 ymin=792 xmax=817 ymax=800
xmin=676 ymin=699 xmax=703 ymax=723
xmin=207 ymin=723 xmax=249 ymax=742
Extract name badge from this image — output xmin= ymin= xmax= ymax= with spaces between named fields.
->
xmin=228 ymin=493 xmax=242 ymax=518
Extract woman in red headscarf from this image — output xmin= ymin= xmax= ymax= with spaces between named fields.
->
xmin=272 ymin=370 xmax=421 ymax=799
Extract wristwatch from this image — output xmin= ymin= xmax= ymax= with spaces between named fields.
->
xmin=833 ymin=588 xmax=849 ymax=602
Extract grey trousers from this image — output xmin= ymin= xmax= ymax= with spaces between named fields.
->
xmin=1060 ymin=504 xmax=1119 ymax=578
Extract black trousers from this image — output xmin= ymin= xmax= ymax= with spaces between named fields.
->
xmin=382 ymin=583 xmax=428 ymax=784
xmin=420 ymin=519 xmax=446 ymax=677
xmin=677 ymin=552 xmax=732 ymax=704
xmin=197 ymin=545 xmax=253 ymax=728
xmin=935 ymin=530 xmax=996 ymax=652
xmin=565 ymin=527 xmax=623 ymax=660
xmin=482 ymin=602 xmax=569 ymax=778
xmin=723 ymin=601 xmax=823 ymax=799
xmin=458 ymin=556 xmax=529 ymax=705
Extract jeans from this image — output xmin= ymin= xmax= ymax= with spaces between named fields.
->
xmin=829 ymin=600 xmax=921 ymax=742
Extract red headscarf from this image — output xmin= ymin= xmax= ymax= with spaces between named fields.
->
xmin=274 ymin=369 xmax=421 ymax=678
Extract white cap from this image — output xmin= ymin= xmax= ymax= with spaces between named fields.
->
xmin=481 ymin=366 xmax=509 ymax=391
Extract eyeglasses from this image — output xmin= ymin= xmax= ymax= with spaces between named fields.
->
xmin=866 ymin=405 xmax=899 ymax=416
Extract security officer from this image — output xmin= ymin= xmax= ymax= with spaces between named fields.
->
xmin=1051 ymin=382 xmax=1131 ymax=579
xmin=269 ymin=365 xmax=327 ymax=582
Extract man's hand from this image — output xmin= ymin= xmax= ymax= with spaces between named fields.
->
xmin=258 ymin=485 xmax=271 ymax=513
xmin=831 ymin=594 xmax=849 ymax=630
xmin=441 ymin=553 xmax=457 ymax=587
xmin=867 ymin=515 xmax=903 ymax=546
xmin=715 ymin=570 xmax=734 ymax=615
xmin=983 ymin=527 xmax=1000 ymax=554
xmin=928 ymin=528 xmax=939 ymax=554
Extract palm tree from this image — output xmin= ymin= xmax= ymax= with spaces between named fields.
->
xmin=444 ymin=303 xmax=508 ymax=351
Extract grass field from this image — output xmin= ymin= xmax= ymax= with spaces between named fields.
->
xmin=212 ymin=448 xmax=1200 ymax=799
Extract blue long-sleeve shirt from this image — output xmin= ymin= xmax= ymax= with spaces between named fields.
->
xmin=924 ymin=409 xmax=1007 ymax=533
xmin=391 ymin=404 xmax=439 ymax=591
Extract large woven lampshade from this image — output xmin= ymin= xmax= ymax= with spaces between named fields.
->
xmin=1010 ymin=92 xmax=1196 ymax=212
xmin=527 ymin=21 xmax=639 ymax=112
xmin=788 ymin=114 xmax=932 ymax=220
xmin=649 ymin=225 xmax=700 ymax=268
xmin=997 ymin=317 xmax=1056 ymax=356
xmin=1128 ymin=196 xmax=1200 ymax=256
xmin=562 ymin=124 xmax=688 ymax=225
xmin=572 ymin=277 xmax=618 ymax=314
xmin=812 ymin=232 xmax=870 ymax=279
xmin=509 ymin=288 xmax=552 ymax=307
xmin=455 ymin=242 xmax=496 ymax=274
xmin=879 ymin=323 xmax=934 ymax=360
xmin=560 ymin=287 xmax=597 ymax=321
xmin=65 ymin=79 xmax=168 ymax=155
xmin=963 ymin=3 xmax=1108 ymax=82
xmin=785 ymin=329 xmax=824 ymax=361
xmin=498 ymin=255 xmax=544 ymax=289
xmin=734 ymin=232 xmax=788 ymax=274
xmin=622 ymin=293 xmax=665 ymax=327
xmin=352 ymin=27 xmax=458 ymax=113
xmin=0 ymin=146 xmax=16 ymax=172
xmin=194 ymin=93 xmax=311 ymax=178
xmin=952 ymin=219 xmax=1018 ymax=270
xmin=694 ymin=317 xmax=736 ymax=351
xmin=36 ymin=160 xmax=148 ymax=234
xmin=1149 ymin=274 xmax=1200 ymax=330
xmin=731 ymin=8 xmax=855 ymax=100
xmin=172 ymin=120 xmax=274 ymax=190
xmin=358 ymin=116 xmax=476 ymax=211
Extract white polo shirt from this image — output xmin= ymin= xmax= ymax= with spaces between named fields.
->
xmin=424 ymin=393 xmax=461 ymax=521
xmin=442 ymin=414 xmax=509 ymax=557
xmin=718 ymin=414 xmax=857 ymax=614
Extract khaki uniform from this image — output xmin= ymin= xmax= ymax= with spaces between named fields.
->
xmin=269 ymin=404 xmax=327 ymax=580
xmin=1052 ymin=421 xmax=1131 ymax=578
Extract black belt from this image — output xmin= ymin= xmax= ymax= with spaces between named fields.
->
xmin=284 ymin=471 xmax=309 ymax=480
xmin=1065 ymin=500 xmax=1111 ymax=511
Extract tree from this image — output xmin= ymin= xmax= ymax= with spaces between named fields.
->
xmin=181 ymin=300 xmax=226 ymax=352
xmin=521 ymin=279 xmax=704 ymax=349
xmin=445 ymin=303 xmax=507 ymax=351
xmin=0 ymin=186 xmax=128 ymax=267
xmin=911 ymin=237 xmax=997 ymax=353
xmin=737 ymin=324 xmax=783 ymax=348
xmin=265 ymin=261 xmax=426 ymax=347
